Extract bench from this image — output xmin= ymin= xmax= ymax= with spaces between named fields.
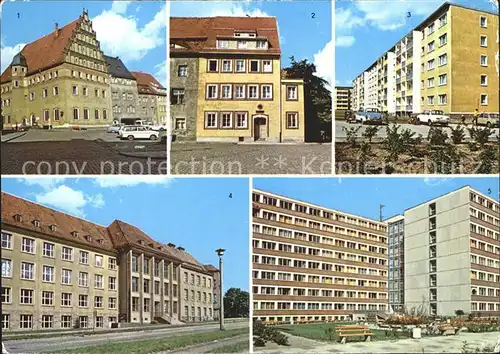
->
xmin=439 ymin=325 xmax=459 ymax=336
xmin=335 ymin=325 xmax=373 ymax=344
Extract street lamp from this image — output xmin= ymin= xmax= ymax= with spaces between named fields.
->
xmin=215 ymin=248 xmax=225 ymax=331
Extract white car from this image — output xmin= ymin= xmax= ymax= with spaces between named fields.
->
xmin=150 ymin=123 xmax=167 ymax=131
xmin=416 ymin=110 xmax=450 ymax=126
xmin=119 ymin=126 xmax=159 ymax=140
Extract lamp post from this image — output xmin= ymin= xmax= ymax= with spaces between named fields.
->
xmin=215 ymin=248 xmax=225 ymax=331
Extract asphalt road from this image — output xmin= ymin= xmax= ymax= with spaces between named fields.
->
xmin=4 ymin=321 xmax=248 ymax=353
xmin=335 ymin=121 xmax=499 ymax=141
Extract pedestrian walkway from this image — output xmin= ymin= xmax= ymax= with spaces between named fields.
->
xmin=1 ymin=132 xmax=27 ymax=143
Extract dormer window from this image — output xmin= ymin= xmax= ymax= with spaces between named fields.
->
xmin=234 ymin=32 xmax=256 ymax=38
xmin=86 ymin=235 xmax=92 ymax=242
xmin=139 ymin=240 xmax=144 ymax=245
xmin=14 ymin=214 xmax=23 ymax=222
xmin=237 ymin=40 xmax=247 ymax=49
xmin=49 ymin=225 xmax=57 ymax=232
xmin=33 ymin=220 xmax=41 ymax=227
xmin=217 ymin=40 xmax=229 ymax=49
xmin=256 ymin=41 xmax=267 ymax=49
xmin=71 ymin=231 xmax=79 ymax=237
xmin=98 ymin=239 xmax=104 ymax=245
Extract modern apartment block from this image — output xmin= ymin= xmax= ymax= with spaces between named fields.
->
xmin=334 ymin=86 xmax=353 ymax=111
xmin=404 ymin=186 xmax=500 ymax=317
xmin=1 ymin=192 xmax=215 ymax=331
xmin=170 ymin=17 xmax=305 ymax=142
xmin=251 ymin=190 xmax=389 ymax=323
xmin=352 ymin=2 xmax=499 ymax=117
xmin=386 ymin=215 xmax=405 ymax=313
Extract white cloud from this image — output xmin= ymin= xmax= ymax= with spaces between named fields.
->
xmin=35 ymin=185 xmax=101 ymax=217
xmin=313 ymin=40 xmax=333 ymax=88
xmin=0 ymin=42 xmax=26 ymax=73
xmin=423 ymin=178 xmax=450 ymax=187
xmin=336 ymin=35 xmax=356 ymax=48
xmin=154 ymin=60 xmax=167 ymax=87
xmin=16 ymin=177 xmax=66 ymax=190
xmin=92 ymin=2 xmax=166 ymax=62
xmin=93 ymin=176 xmax=173 ymax=188
xmin=171 ymin=1 xmax=270 ymax=17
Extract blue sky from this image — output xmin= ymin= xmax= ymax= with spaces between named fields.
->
xmin=1 ymin=177 xmax=249 ymax=292
xmin=335 ymin=0 xmax=498 ymax=86
xmin=254 ymin=177 xmax=499 ymax=220
xmin=170 ymin=0 xmax=333 ymax=86
xmin=1 ymin=0 xmax=167 ymax=85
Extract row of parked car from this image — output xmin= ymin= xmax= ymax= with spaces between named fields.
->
xmin=346 ymin=108 xmax=499 ymax=128
xmin=106 ymin=120 xmax=167 ymax=141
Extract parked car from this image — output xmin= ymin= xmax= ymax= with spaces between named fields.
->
xmin=477 ymin=113 xmax=499 ymax=128
xmin=106 ymin=125 xmax=122 ymax=133
xmin=119 ymin=125 xmax=159 ymax=140
xmin=355 ymin=108 xmax=384 ymax=124
xmin=344 ymin=110 xmax=355 ymax=123
xmin=150 ymin=123 xmax=167 ymax=131
xmin=415 ymin=110 xmax=450 ymax=126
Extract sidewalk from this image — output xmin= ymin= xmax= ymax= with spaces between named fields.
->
xmin=1 ymin=132 xmax=27 ymax=143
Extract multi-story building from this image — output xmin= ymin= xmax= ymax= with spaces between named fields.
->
xmin=170 ymin=17 xmax=305 ymax=142
xmin=131 ymin=72 xmax=167 ymax=124
xmin=204 ymin=264 xmax=221 ymax=320
xmin=0 ymin=10 xmax=112 ymax=128
xmin=404 ymin=186 xmax=500 ymax=317
xmin=352 ymin=3 xmax=499 ymax=117
xmin=334 ymin=86 xmax=353 ymax=111
xmin=385 ymin=215 xmax=405 ymax=313
xmin=251 ymin=190 xmax=389 ymax=324
xmin=105 ymin=55 xmax=139 ymax=123
xmin=1 ymin=192 xmax=215 ymax=331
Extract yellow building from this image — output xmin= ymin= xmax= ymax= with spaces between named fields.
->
xmin=170 ymin=17 xmax=304 ymax=142
xmin=0 ymin=10 xmax=112 ymax=128
xmin=352 ymin=3 xmax=499 ymax=117
xmin=334 ymin=86 xmax=353 ymax=111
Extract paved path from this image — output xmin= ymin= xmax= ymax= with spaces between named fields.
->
xmin=255 ymin=331 xmax=500 ymax=353
xmin=335 ymin=121 xmax=499 ymax=141
xmin=4 ymin=321 xmax=248 ymax=353
xmin=165 ymin=334 xmax=248 ymax=354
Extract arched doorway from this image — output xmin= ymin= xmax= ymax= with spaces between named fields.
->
xmin=253 ymin=115 xmax=268 ymax=141
xmin=30 ymin=114 xmax=36 ymax=126
xmin=22 ymin=117 xmax=27 ymax=126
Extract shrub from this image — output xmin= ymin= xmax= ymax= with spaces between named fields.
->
xmin=450 ymin=125 xmax=466 ymax=144
xmin=362 ymin=126 xmax=379 ymax=143
xmin=343 ymin=126 xmax=361 ymax=148
xmin=468 ymin=127 xmax=492 ymax=148
xmin=428 ymin=144 xmax=461 ymax=174
xmin=455 ymin=310 xmax=465 ymax=317
xmin=383 ymin=124 xmax=419 ymax=163
xmin=427 ymin=127 xmax=449 ymax=146
xmin=253 ymin=320 xmax=289 ymax=347
xmin=476 ymin=147 xmax=497 ymax=174
xmin=358 ymin=142 xmax=372 ymax=174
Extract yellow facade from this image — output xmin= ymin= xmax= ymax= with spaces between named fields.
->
xmin=281 ymin=79 xmax=305 ymax=140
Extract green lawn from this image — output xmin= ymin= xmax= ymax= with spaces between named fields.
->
xmin=275 ymin=323 xmax=411 ymax=342
xmin=207 ymin=340 xmax=249 ymax=353
xmin=51 ymin=328 xmax=249 ymax=354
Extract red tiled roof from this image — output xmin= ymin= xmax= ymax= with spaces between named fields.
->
xmin=131 ymin=71 xmax=166 ymax=96
xmin=170 ymin=17 xmax=281 ymax=56
xmin=0 ymin=19 xmax=79 ymax=84
xmin=1 ymin=192 xmax=115 ymax=253
xmin=204 ymin=264 xmax=219 ymax=273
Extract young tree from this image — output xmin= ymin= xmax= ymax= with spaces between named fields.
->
xmin=223 ymin=288 xmax=249 ymax=318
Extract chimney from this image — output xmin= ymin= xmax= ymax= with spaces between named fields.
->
xmin=177 ymin=246 xmax=185 ymax=252
xmin=54 ymin=23 xmax=59 ymax=38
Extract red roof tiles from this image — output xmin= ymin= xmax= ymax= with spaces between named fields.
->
xmin=170 ymin=17 xmax=281 ymax=56
xmin=131 ymin=71 xmax=166 ymax=96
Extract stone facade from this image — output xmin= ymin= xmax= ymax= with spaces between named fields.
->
xmin=105 ymin=56 xmax=139 ymax=123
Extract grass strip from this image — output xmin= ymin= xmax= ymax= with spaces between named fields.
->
xmin=206 ymin=340 xmax=250 ymax=353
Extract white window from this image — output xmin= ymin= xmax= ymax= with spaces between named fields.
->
xmin=42 ymin=88 xmax=48 ymax=98
xmin=249 ymin=60 xmax=260 ymax=72
xmin=221 ymin=112 xmax=232 ymax=128
xmin=428 ymin=41 xmax=435 ymax=52
xmin=235 ymin=59 xmax=246 ymax=72
xmin=178 ymin=65 xmax=187 ymax=77
xmin=427 ymin=59 xmax=435 ymax=70
xmin=175 ymin=118 xmax=186 ymax=130
xmin=94 ymin=296 xmax=103 ymax=308
xmin=480 ymin=75 xmax=488 ymax=86
xmin=480 ymin=16 xmax=487 ymax=28
xmin=427 ymin=78 xmax=435 ymax=88
xmin=42 ymin=265 xmax=54 ymax=282
xmin=62 ymin=269 xmax=72 ymax=285
xmin=61 ymin=316 xmax=72 ymax=328
xmin=439 ymin=74 xmax=447 ymax=86
xmin=438 ymin=54 xmax=447 ymax=66
xmin=221 ymin=60 xmax=232 ymax=72
xmin=73 ymin=108 xmax=79 ymax=120
xmin=79 ymin=295 xmax=88 ymax=308
xmin=79 ymin=272 xmax=88 ymax=287
xmin=1 ymin=287 xmax=11 ymax=303
xmin=41 ymin=291 xmax=54 ymax=306
xmin=1 ymin=259 xmax=12 ymax=277
xmin=235 ymin=112 xmax=248 ymax=129
xmin=21 ymin=262 xmax=34 ymax=280
xmin=72 ymin=85 xmax=78 ymax=95
xmin=94 ymin=274 xmax=103 ymax=288
xmin=221 ymin=85 xmax=232 ymax=99
xmin=438 ymin=94 xmax=447 ymax=105
xmin=208 ymin=59 xmax=218 ymax=72
xmin=439 ymin=14 xmax=447 ymax=27
xmin=83 ymin=108 xmax=89 ymax=120
xmin=29 ymin=92 xmax=35 ymax=101
xmin=1 ymin=232 xmax=12 ymax=249
xmin=262 ymin=60 xmax=272 ymax=72
xmin=256 ymin=40 xmax=267 ymax=49
xmin=217 ymin=40 xmax=229 ymax=49
xmin=205 ymin=112 xmax=217 ymax=128
xmin=428 ymin=95 xmax=435 ymax=105
xmin=53 ymin=86 xmax=59 ymax=96
xmin=427 ymin=23 xmax=435 ymax=34
xmin=20 ymin=315 xmax=32 ymax=329
xmin=207 ymin=85 xmax=218 ymax=99
xmin=261 ymin=85 xmax=272 ymax=99
xmin=79 ymin=251 xmax=89 ymax=264
xmin=287 ymin=112 xmax=298 ymax=129
xmin=21 ymin=237 xmax=35 ymax=253
xmin=83 ymin=87 xmax=88 ymax=96
xmin=41 ymin=315 xmax=53 ymax=328
xmin=234 ymin=85 xmax=245 ymax=99
xmin=109 ymin=297 xmax=117 ymax=309
xmin=480 ymin=55 xmax=488 ymax=66
xmin=108 ymin=276 xmax=117 ymax=290
xmin=439 ymin=33 xmax=447 ymax=46
xmin=248 ymin=85 xmax=259 ymax=99
xmin=480 ymin=35 xmax=487 ymax=47
xmin=62 ymin=247 xmax=73 ymax=261
xmin=480 ymin=94 xmax=488 ymax=105
xmin=237 ymin=40 xmax=247 ymax=49
xmin=43 ymin=109 xmax=50 ymax=121
xmin=109 ymin=258 xmax=117 ymax=270
xmin=61 ymin=293 xmax=72 ymax=307
xmin=95 ymin=255 xmax=103 ymax=268
xmin=20 ymin=289 xmax=33 ymax=304
xmin=287 ymin=86 xmax=297 ymax=100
